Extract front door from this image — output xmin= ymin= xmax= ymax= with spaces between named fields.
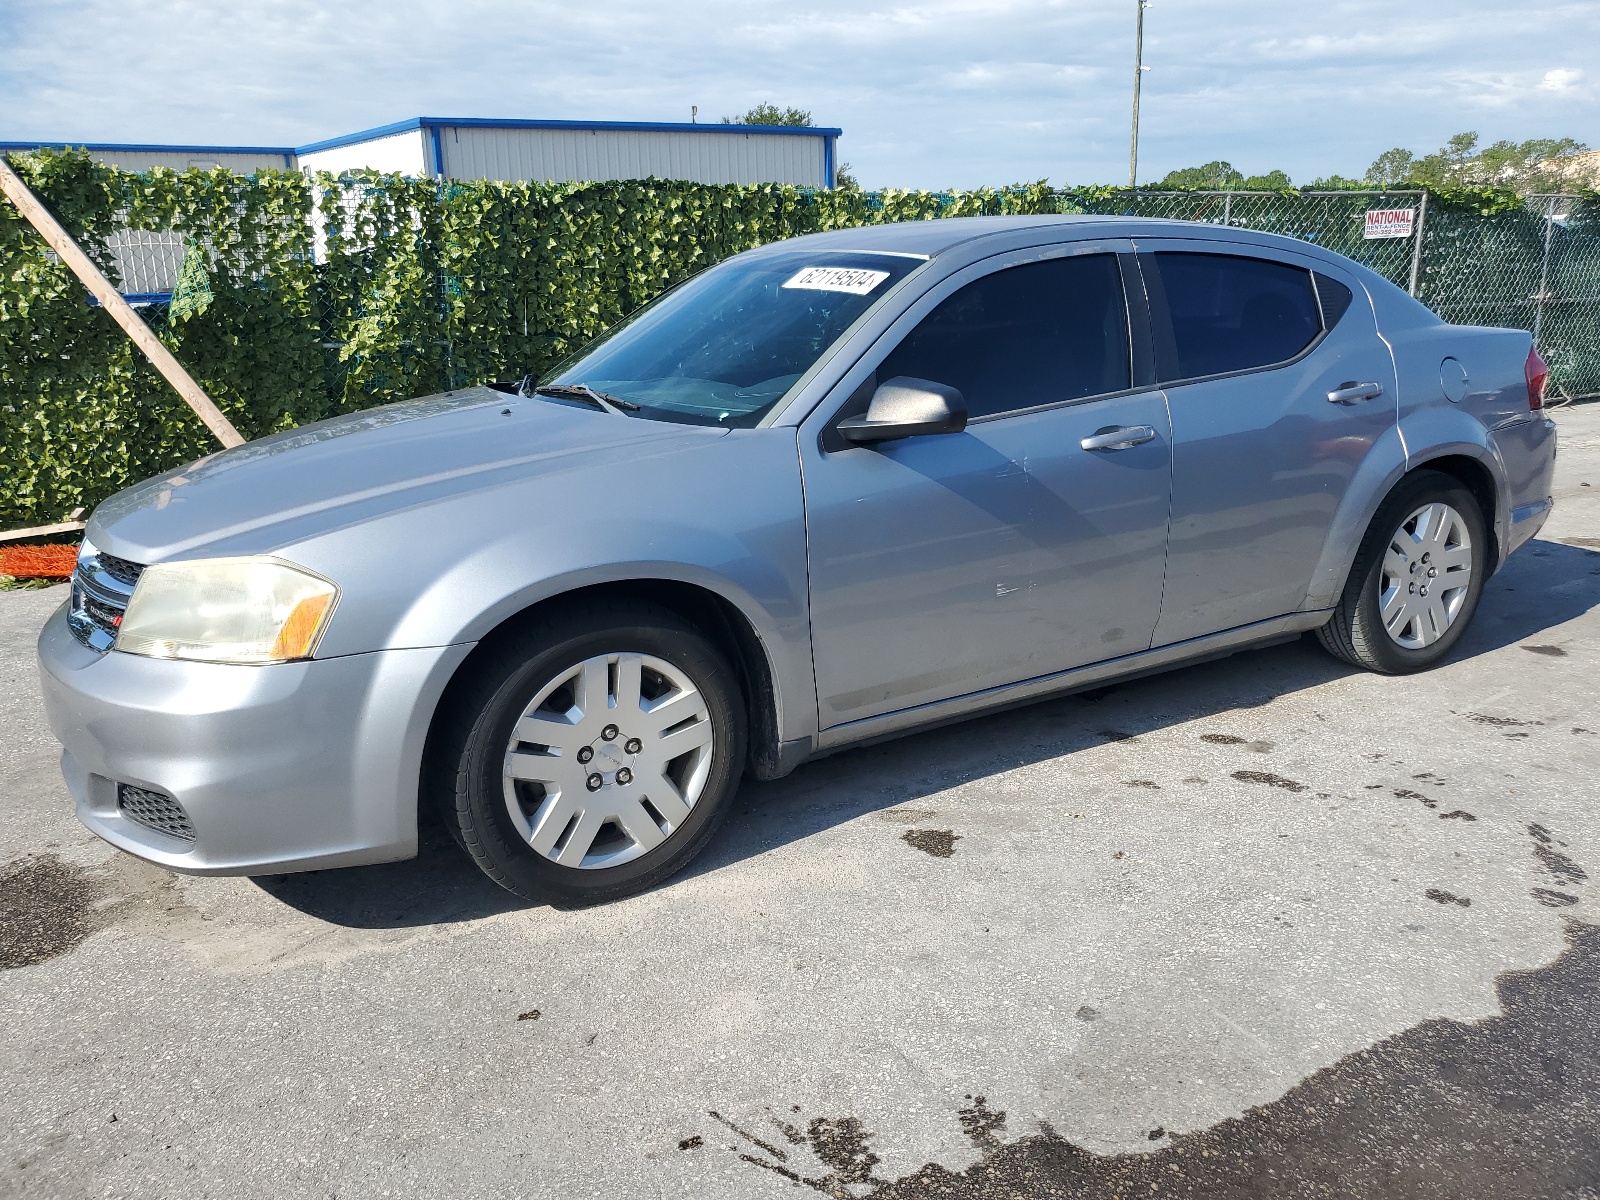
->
xmin=1135 ymin=243 xmax=1399 ymax=646
xmin=801 ymin=245 xmax=1175 ymax=730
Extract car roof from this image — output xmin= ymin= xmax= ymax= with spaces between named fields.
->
xmin=748 ymin=213 xmax=1330 ymax=262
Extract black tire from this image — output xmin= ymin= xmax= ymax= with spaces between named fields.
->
xmin=428 ymin=598 xmax=745 ymax=905
xmin=1316 ymin=470 xmax=1489 ymax=674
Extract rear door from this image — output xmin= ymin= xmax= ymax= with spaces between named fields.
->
xmin=1135 ymin=242 xmax=1398 ymax=645
xmin=800 ymin=241 xmax=1174 ymax=729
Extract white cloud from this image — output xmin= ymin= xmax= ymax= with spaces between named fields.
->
xmin=2 ymin=0 xmax=1597 ymax=188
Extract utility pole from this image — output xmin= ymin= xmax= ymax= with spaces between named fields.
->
xmin=1128 ymin=0 xmax=1149 ymax=188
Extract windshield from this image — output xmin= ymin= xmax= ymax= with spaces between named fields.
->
xmin=544 ymin=249 xmax=924 ymax=426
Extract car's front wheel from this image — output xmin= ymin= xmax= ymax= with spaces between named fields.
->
xmin=431 ymin=599 xmax=745 ymax=905
xmin=1316 ymin=469 xmax=1488 ymax=674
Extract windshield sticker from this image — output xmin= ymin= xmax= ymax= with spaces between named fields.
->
xmin=782 ymin=266 xmax=892 ymax=295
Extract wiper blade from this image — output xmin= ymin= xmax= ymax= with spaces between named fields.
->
xmin=533 ymin=383 xmax=640 ymax=414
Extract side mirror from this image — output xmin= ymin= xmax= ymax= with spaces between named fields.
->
xmin=836 ymin=377 xmax=967 ymax=445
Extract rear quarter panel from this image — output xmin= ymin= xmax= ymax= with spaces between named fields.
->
xmin=1382 ymin=305 xmax=1556 ymax=567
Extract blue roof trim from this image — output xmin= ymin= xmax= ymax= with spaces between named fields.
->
xmin=1 ymin=140 xmax=294 ymax=156
xmin=293 ymin=118 xmax=428 ymax=156
xmin=4 ymin=118 xmax=845 ymax=164
xmin=295 ymin=117 xmax=842 ymax=156
xmin=87 ymin=292 xmax=172 ymax=306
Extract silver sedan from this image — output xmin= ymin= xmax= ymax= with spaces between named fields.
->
xmin=38 ymin=215 xmax=1558 ymax=904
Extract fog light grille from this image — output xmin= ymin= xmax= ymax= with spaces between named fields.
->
xmin=117 ymin=784 xmax=195 ymax=842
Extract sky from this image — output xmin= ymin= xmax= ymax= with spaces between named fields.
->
xmin=2 ymin=0 xmax=1596 ymax=189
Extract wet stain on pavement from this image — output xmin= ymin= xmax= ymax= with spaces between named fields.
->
xmin=903 ymin=829 xmax=961 ymax=858
xmin=1533 ymin=844 xmax=1588 ymax=885
xmin=1521 ymin=644 xmax=1568 ymax=656
xmin=718 ymin=1108 xmax=886 ymax=1192
xmin=1230 ymin=770 xmax=1307 ymax=793
xmin=1533 ymin=889 xmax=1579 ymax=908
xmin=0 ymin=855 xmax=104 ymax=969
xmin=957 ymin=1096 xmax=1006 ymax=1152
xmin=720 ymin=922 xmax=1600 ymax=1198
xmin=1096 ymin=729 xmax=1138 ymax=743
xmin=1123 ymin=779 xmax=1160 ymax=790
xmin=1424 ymin=888 xmax=1471 ymax=907
xmin=1464 ymin=713 xmax=1544 ymax=728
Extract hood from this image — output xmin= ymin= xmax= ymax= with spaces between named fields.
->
xmin=89 ymin=387 xmax=727 ymax=562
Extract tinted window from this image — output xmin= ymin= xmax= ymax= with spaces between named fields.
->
xmin=1153 ymin=253 xmax=1322 ymax=381
xmin=877 ymin=255 xmax=1130 ymax=419
xmin=1313 ymin=272 xmax=1354 ymax=329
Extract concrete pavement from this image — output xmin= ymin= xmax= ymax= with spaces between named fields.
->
xmin=2 ymin=404 xmax=1598 ymax=1199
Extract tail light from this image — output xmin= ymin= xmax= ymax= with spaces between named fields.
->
xmin=1525 ymin=345 xmax=1549 ymax=411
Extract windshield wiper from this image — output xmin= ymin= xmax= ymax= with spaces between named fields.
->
xmin=533 ymin=383 xmax=640 ymax=414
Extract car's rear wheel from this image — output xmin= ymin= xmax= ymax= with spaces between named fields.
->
xmin=431 ymin=599 xmax=745 ymax=905
xmin=1316 ymin=470 xmax=1488 ymax=674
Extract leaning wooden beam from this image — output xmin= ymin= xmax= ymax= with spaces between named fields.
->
xmin=0 ymin=520 xmax=86 ymax=544
xmin=0 ymin=155 xmax=245 ymax=449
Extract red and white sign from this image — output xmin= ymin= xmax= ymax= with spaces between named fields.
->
xmin=1364 ymin=208 xmax=1415 ymax=239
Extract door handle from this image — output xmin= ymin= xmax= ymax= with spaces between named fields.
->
xmin=1327 ymin=381 xmax=1384 ymax=405
xmin=1080 ymin=425 xmax=1157 ymax=451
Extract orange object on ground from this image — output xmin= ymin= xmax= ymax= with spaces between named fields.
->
xmin=0 ymin=544 xmax=78 ymax=579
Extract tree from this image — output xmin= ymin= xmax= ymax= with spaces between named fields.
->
xmin=1364 ymin=148 xmax=1415 ymax=186
xmin=1156 ymin=161 xmax=1292 ymax=190
xmin=834 ymin=161 xmax=860 ymax=190
xmin=1366 ymin=132 xmax=1593 ymax=191
xmin=722 ymin=104 xmax=813 ymax=127
xmin=1241 ymin=169 xmax=1293 ymax=190
xmin=1158 ymin=160 xmax=1244 ymax=189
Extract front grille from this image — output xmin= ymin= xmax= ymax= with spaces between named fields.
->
xmin=117 ymin=784 xmax=196 ymax=842
xmin=97 ymin=553 xmax=144 ymax=588
xmin=68 ymin=549 xmax=144 ymax=652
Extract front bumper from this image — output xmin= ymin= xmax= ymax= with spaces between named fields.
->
xmin=37 ymin=602 xmax=472 ymax=876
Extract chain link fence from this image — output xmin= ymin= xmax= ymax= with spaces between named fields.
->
xmin=1072 ymin=189 xmax=1598 ymax=401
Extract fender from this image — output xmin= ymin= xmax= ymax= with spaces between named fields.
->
xmin=288 ymin=428 xmax=817 ymax=751
xmin=1398 ymin=405 xmax=1514 ymax=570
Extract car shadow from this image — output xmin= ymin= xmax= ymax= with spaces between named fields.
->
xmin=254 ymin=537 xmax=1600 ymax=928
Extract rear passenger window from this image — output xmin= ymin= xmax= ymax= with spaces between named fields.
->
xmin=1313 ymin=272 xmax=1354 ymax=329
xmin=1152 ymin=253 xmax=1322 ymax=381
xmin=877 ymin=254 xmax=1130 ymax=419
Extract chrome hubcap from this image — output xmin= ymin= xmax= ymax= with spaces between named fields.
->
xmin=502 ymin=652 xmax=715 ymax=869
xmin=1379 ymin=502 xmax=1474 ymax=650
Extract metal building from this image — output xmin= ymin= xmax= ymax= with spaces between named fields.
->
xmin=0 ymin=141 xmax=294 ymax=173
xmin=3 ymin=117 xmax=842 ymax=299
xmin=2 ymin=116 xmax=842 ymax=188
xmin=298 ymin=118 xmax=840 ymax=189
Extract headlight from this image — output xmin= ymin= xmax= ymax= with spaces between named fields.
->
xmin=115 ymin=557 xmax=339 ymax=665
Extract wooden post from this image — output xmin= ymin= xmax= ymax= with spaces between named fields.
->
xmin=0 ymin=155 xmax=245 ymax=448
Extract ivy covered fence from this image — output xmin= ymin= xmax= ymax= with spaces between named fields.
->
xmin=2 ymin=148 xmax=1596 ymax=529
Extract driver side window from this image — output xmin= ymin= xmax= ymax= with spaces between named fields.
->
xmin=877 ymin=254 xmax=1131 ymax=419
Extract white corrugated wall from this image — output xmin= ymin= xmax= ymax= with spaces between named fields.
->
xmin=297 ymin=129 xmax=428 ymax=177
xmin=438 ymin=126 xmax=828 ymax=187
